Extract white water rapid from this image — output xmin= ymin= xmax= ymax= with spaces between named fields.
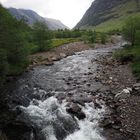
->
xmin=20 ymin=96 xmax=106 ymax=140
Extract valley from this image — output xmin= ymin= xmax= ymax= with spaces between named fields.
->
xmin=0 ymin=0 xmax=140 ymax=140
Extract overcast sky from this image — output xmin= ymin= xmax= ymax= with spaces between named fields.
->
xmin=0 ymin=0 xmax=94 ymax=28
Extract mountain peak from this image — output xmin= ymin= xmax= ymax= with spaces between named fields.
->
xmin=8 ymin=8 xmax=68 ymax=30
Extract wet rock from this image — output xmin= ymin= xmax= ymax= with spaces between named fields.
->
xmin=86 ymin=83 xmax=91 ymax=87
xmin=133 ymin=83 xmax=140 ymax=91
xmin=45 ymin=62 xmax=54 ymax=66
xmin=94 ymin=102 xmax=102 ymax=109
xmin=66 ymin=82 xmax=71 ymax=85
xmin=55 ymin=93 xmax=66 ymax=101
xmin=100 ymin=118 xmax=113 ymax=128
xmin=83 ymin=80 xmax=87 ymax=83
xmin=66 ymin=103 xmax=86 ymax=120
xmin=67 ymin=77 xmax=73 ymax=81
xmin=115 ymin=88 xmax=132 ymax=101
xmin=112 ymin=125 xmax=121 ymax=130
xmin=3 ymin=121 xmax=36 ymax=140
xmin=32 ymin=99 xmax=39 ymax=106
xmin=53 ymin=111 xmax=78 ymax=140
xmin=72 ymin=97 xmax=93 ymax=106
xmin=87 ymin=72 xmax=93 ymax=75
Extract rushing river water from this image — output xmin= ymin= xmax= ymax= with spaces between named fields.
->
xmin=4 ymin=41 xmax=125 ymax=140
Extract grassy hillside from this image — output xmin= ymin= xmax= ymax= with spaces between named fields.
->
xmin=79 ymin=0 xmax=140 ymax=32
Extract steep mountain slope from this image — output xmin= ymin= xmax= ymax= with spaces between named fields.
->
xmin=45 ymin=18 xmax=69 ymax=30
xmin=8 ymin=8 xmax=68 ymax=30
xmin=75 ymin=0 xmax=140 ymax=31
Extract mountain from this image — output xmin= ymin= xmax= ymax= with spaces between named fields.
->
xmin=8 ymin=8 xmax=68 ymax=30
xmin=75 ymin=0 xmax=140 ymax=31
xmin=45 ymin=18 xmax=69 ymax=30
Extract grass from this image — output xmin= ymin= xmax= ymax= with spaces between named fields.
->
xmin=27 ymin=38 xmax=80 ymax=54
xmin=114 ymin=45 xmax=140 ymax=79
xmin=51 ymin=38 xmax=80 ymax=48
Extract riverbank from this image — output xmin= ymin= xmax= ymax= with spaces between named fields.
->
xmin=96 ymin=51 xmax=140 ymax=139
xmin=28 ymin=35 xmax=120 ymax=68
xmin=28 ymin=42 xmax=91 ymax=68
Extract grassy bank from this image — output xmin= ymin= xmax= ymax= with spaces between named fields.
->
xmin=114 ymin=45 xmax=140 ymax=79
xmin=27 ymin=38 xmax=80 ymax=54
xmin=51 ymin=38 xmax=80 ymax=48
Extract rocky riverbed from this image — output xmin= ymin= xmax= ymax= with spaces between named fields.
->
xmin=0 ymin=37 xmax=140 ymax=140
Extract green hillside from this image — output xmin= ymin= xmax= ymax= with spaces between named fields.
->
xmin=95 ymin=0 xmax=140 ymax=31
xmin=76 ymin=0 xmax=140 ymax=32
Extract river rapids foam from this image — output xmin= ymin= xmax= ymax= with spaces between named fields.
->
xmin=19 ymin=96 xmax=105 ymax=140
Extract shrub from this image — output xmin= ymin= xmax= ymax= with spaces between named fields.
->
xmin=122 ymin=17 xmax=140 ymax=46
xmin=100 ymin=33 xmax=107 ymax=44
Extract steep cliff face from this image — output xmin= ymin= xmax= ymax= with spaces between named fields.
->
xmin=8 ymin=8 xmax=68 ymax=30
xmin=75 ymin=0 xmax=140 ymax=30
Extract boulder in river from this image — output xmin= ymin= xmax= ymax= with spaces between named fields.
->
xmin=66 ymin=103 xmax=86 ymax=120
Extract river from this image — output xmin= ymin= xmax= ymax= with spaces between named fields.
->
xmin=2 ymin=41 xmax=124 ymax=140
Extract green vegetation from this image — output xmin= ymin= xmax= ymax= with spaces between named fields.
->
xmin=114 ymin=45 xmax=140 ymax=79
xmin=33 ymin=21 xmax=53 ymax=51
xmin=0 ymin=4 xmax=29 ymax=87
xmin=122 ymin=17 xmax=140 ymax=45
xmin=53 ymin=29 xmax=82 ymax=38
xmin=114 ymin=17 xmax=140 ymax=79
xmin=52 ymin=38 xmax=80 ymax=48
xmin=84 ymin=0 xmax=140 ymax=32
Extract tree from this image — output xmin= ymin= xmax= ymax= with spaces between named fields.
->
xmin=0 ymin=4 xmax=28 ymax=76
xmin=33 ymin=21 xmax=52 ymax=51
xmin=0 ymin=49 xmax=9 ymax=87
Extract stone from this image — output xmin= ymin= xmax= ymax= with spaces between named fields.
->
xmin=66 ymin=82 xmax=71 ymax=85
xmin=94 ymin=102 xmax=102 ymax=109
xmin=60 ymin=53 xmax=67 ymax=58
xmin=51 ymin=57 xmax=58 ymax=61
xmin=68 ymin=77 xmax=73 ymax=81
xmin=100 ymin=119 xmax=112 ymax=128
xmin=72 ymin=97 xmax=92 ymax=106
xmin=87 ymin=72 xmax=93 ymax=75
xmin=86 ymin=83 xmax=91 ymax=87
xmin=66 ymin=103 xmax=86 ymax=120
xmin=45 ymin=62 xmax=54 ymax=66
xmin=133 ymin=83 xmax=140 ymax=91
xmin=115 ymin=88 xmax=131 ymax=101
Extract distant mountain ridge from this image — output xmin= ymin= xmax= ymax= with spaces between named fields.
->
xmin=75 ymin=0 xmax=140 ymax=31
xmin=8 ymin=8 xmax=69 ymax=30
